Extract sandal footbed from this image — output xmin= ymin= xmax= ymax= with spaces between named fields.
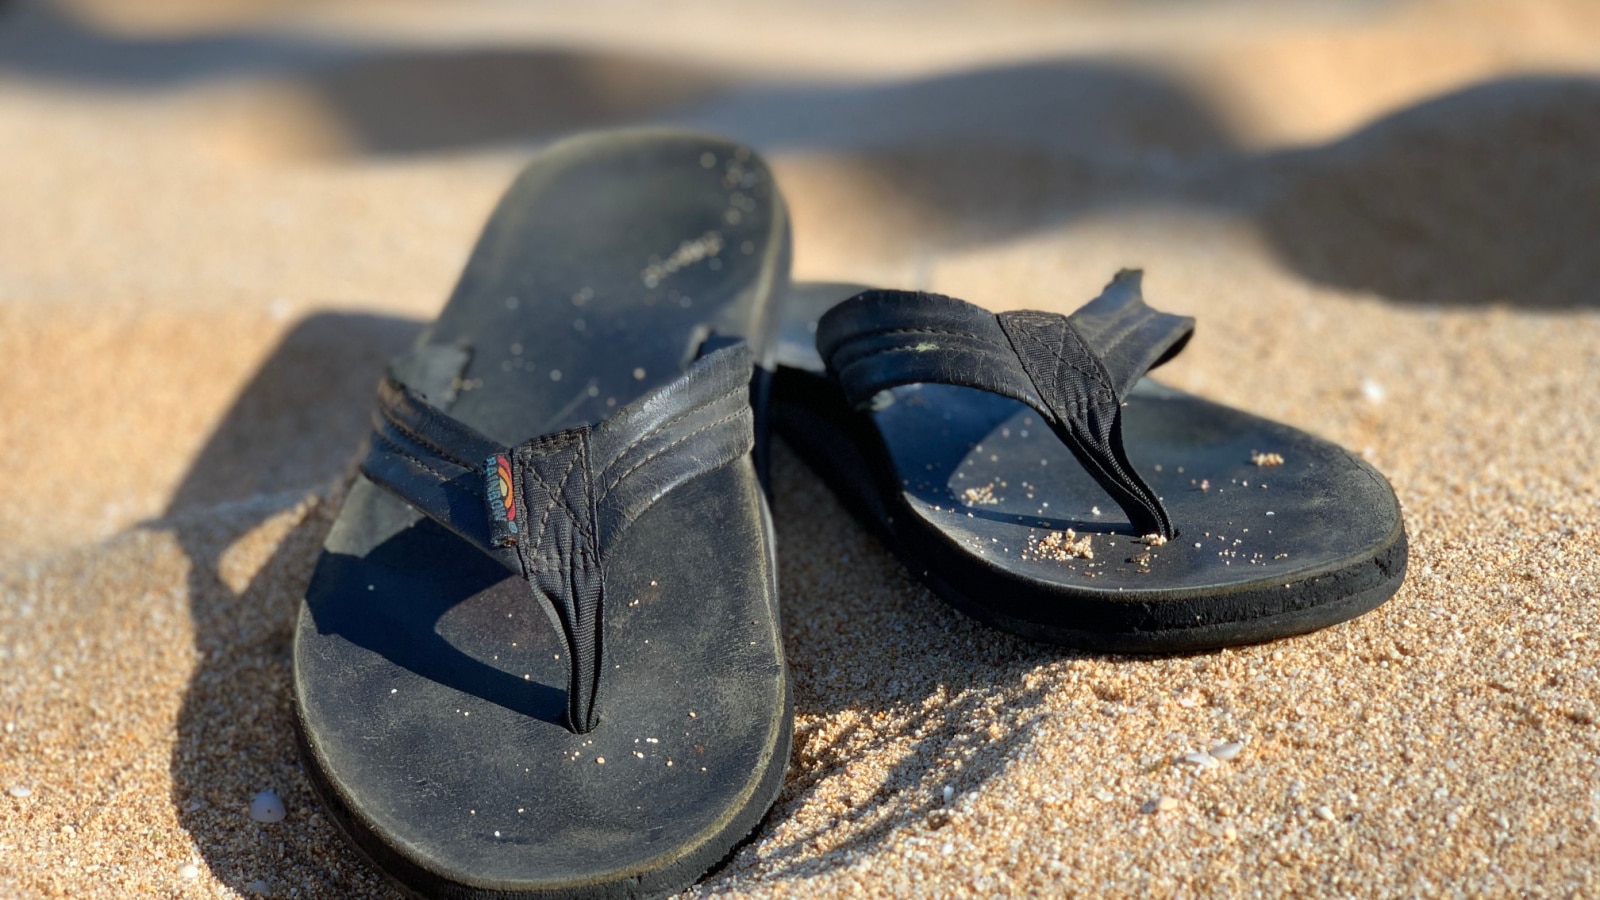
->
xmin=294 ymin=131 xmax=791 ymax=898
xmin=773 ymin=283 xmax=1406 ymax=652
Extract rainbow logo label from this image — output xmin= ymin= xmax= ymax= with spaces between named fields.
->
xmin=485 ymin=454 xmax=519 ymax=546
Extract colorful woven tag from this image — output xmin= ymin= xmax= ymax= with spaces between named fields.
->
xmin=485 ymin=454 xmax=520 ymax=546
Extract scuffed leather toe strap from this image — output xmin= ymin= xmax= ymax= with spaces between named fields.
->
xmin=360 ymin=343 xmax=756 ymax=733
xmin=816 ymin=270 xmax=1194 ymax=538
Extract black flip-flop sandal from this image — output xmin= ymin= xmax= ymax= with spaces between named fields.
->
xmin=293 ymin=131 xmax=792 ymax=899
xmin=772 ymin=274 xmax=1406 ymax=652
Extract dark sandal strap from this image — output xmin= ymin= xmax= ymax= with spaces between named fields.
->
xmin=360 ymin=342 xmax=756 ymax=733
xmin=816 ymin=269 xmax=1194 ymax=538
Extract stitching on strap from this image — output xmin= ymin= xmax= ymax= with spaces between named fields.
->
xmin=1007 ymin=315 xmax=1112 ymax=400
xmin=840 ymin=325 xmax=1008 ymax=343
xmin=601 ymin=407 xmax=749 ymax=496
xmin=378 ymin=401 xmax=477 ymax=470
xmin=840 ymin=344 xmax=987 ymax=360
xmin=602 ymin=381 xmax=745 ymax=471
xmin=370 ymin=430 xmax=458 ymax=483
xmin=826 ymin=327 xmax=1010 ymax=369
xmin=555 ymin=449 xmax=597 ymax=545
xmin=522 ymin=439 xmax=586 ymax=551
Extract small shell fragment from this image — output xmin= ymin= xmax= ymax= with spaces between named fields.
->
xmin=249 ymin=790 xmax=286 ymax=823
xmin=1209 ymin=741 xmax=1246 ymax=761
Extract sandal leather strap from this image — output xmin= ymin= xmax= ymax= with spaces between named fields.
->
xmin=816 ymin=270 xmax=1193 ymax=538
xmin=360 ymin=342 xmax=756 ymax=733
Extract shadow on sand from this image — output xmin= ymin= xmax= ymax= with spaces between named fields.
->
xmin=163 ymin=313 xmax=418 ymax=897
xmin=157 ymin=309 xmax=1076 ymax=894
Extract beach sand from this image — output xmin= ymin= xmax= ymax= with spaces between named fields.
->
xmin=2 ymin=0 xmax=1598 ymax=895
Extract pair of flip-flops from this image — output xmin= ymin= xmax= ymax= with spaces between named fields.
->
xmin=293 ymin=132 xmax=1407 ymax=898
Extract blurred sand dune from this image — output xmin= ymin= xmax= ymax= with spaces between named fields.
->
xmin=6 ymin=0 xmax=1597 ymax=308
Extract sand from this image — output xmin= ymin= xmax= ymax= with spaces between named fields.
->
xmin=2 ymin=0 xmax=1598 ymax=896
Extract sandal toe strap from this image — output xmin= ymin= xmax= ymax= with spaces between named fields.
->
xmin=817 ymin=270 xmax=1193 ymax=538
xmin=361 ymin=343 xmax=756 ymax=733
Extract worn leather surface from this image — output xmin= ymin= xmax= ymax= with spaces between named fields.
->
xmin=776 ymin=279 xmax=1406 ymax=650
xmin=293 ymin=131 xmax=791 ymax=898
